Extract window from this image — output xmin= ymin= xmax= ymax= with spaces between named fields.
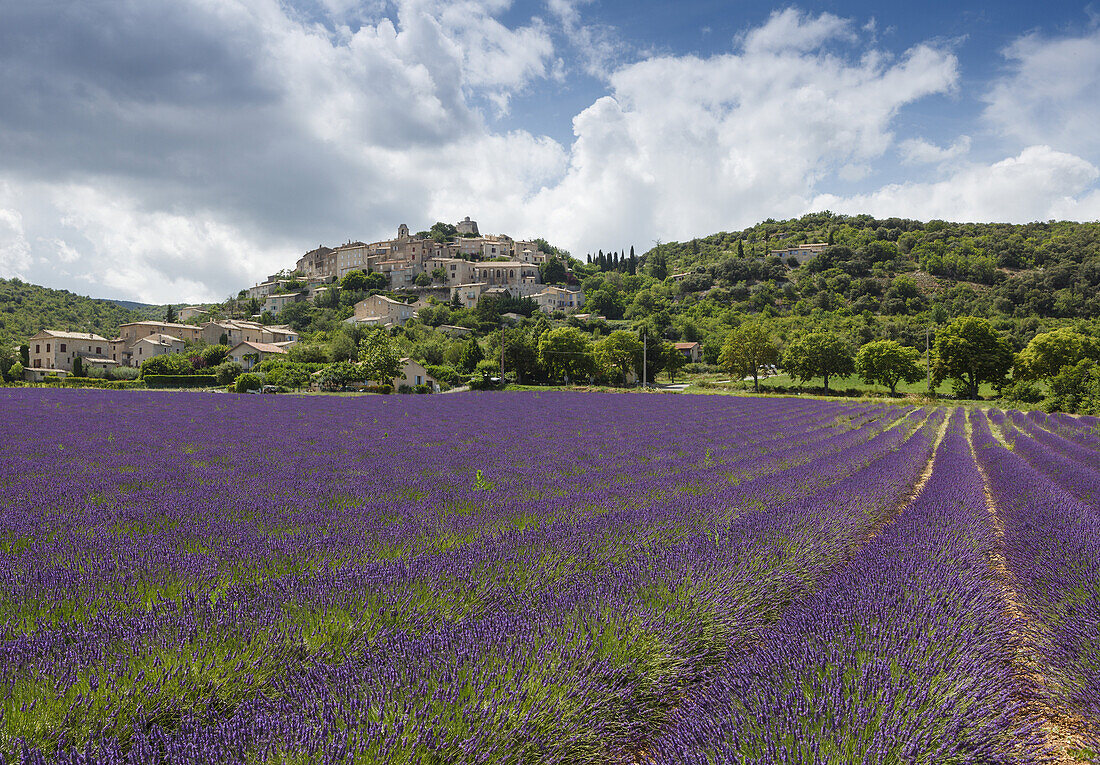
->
xmin=46 ymin=343 xmax=51 ymax=352
xmin=60 ymin=343 xmax=67 ymax=352
xmin=416 ymin=375 xmax=422 ymax=385
xmin=35 ymin=344 xmax=40 ymax=353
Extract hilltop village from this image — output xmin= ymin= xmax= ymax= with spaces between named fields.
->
xmin=18 ymin=217 xmax=589 ymax=388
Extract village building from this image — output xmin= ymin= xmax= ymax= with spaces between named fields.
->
xmin=392 ymin=358 xmax=439 ymax=392
xmin=228 ymin=341 xmax=287 ymax=371
xmin=26 ymin=330 xmax=115 ymax=374
xmin=530 ymin=286 xmax=585 ymax=314
xmin=178 ymin=306 xmax=207 ymax=321
xmin=349 ymin=294 xmax=425 ymax=327
xmin=130 ymin=334 xmax=185 ymax=367
xmin=674 ymin=342 xmax=702 ymax=363
xmin=769 ymin=242 xmax=829 ymax=264
xmin=118 ymin=321 xmax=202 ymax=347
xmin=262 ymin=292 xmax=303 ymax=315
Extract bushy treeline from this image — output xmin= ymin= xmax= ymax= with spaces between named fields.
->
xmin=0 ymin=278 xmax=147 ymax=346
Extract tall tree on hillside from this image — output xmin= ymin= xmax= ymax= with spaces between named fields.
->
xmin=628 ymin=246 xmax=637 ymax=275
xmin=737 ymin=239 xmax=745 ymax=258
xmin=719 ymin=322 xmax=779 ymax=392
xmin=782 ymin=331 xmax=855 ymax=393
xmin=932 ymin=316 xmax=1014 ymax=398
xmin=165 ymin=304 xmax=177 ymax=323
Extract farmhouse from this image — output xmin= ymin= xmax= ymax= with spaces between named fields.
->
xmin=228 ymin=341 xmax=288 ymax=371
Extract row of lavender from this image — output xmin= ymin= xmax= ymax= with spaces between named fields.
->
xmin=1 ymin=390 xmax=1097 ymax=761
xmin=973 ymin=410 xmax=1100 ymax=749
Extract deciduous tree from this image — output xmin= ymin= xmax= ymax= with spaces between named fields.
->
xmin=782 ymin=331 xmax=855 ymax=392
xmin=719 ymin=322 xmax=779 ymax=392
xmin=538 ymin=326 xmax=595 ymax=383
xmin=595 ymin=330 xmax=643 ymax=385
xmin=931 ymin=316 xmax=1014 ymax=398
xmin=855 ymin=340 xmax=923 ymax=396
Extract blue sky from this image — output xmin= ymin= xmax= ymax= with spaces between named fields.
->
xmin=0 ymin=0 xmax=1098 ymax=302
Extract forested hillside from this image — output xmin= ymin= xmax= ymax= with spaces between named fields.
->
xmin=640 ymin=213 xmax=1100 ymax=320
xmin=0 ymin=278 xmax=146 ymax=346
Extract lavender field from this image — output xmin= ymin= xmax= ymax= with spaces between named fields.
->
xmin=1 ymin=389 xmax=1098 ymax=763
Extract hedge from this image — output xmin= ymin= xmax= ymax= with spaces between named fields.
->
xmin=42 ymin=377 xmax=146 ymax=390
xmin=143 ymin=375 xmax=219 ymax=389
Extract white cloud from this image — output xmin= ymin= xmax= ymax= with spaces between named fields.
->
xmin=812 ymin=145 xmax=1100 ymax=222
xmin=519 ymin=12 xmax=958 ymax=249
xmin=738 ymin=8 xmax=854 ymax=54
xmin=984 ymin=26 xmax=1100 ymax=158
xmin=546 ymin=0 xmax=626 ymax=79
xmin=0 ymin=207 xmax=31 ymax=276
xmin=899 ymin=135 xmax=971 ymax=164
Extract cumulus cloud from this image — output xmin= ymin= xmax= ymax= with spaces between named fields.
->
xmin=812 ymin=145 xmax=1100 ymax=222
xmin=521 ymin=10 xmax=958 ymax=248
xmin=984 ymin=25 xmax=1100 ymax=158
xmin=899 ymin=135 xmax=971 ymax=165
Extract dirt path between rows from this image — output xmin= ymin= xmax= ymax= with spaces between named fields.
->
xmin=967 ymin=421 xmax=1092 ymax=763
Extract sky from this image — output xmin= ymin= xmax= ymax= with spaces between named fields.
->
xmin=1 ymin=0 xmax=1099 ymax=303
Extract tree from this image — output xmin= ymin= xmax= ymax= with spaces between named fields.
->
xmin=595 ymin=330 xmax=643 ymax=385
xmin=1015 ymin=328 xmax=1100 ymax=381
xmin=855 ymin=340 xmax=923 ymax=396
xmin=8 ymin=361 xmax=24 ymax=382
xmin=359 ymin=328 xmax=403 ymax=385
xmin=718 ymin=322 xmax=779 ymax=392
xmin=538 ymin=326 xmax=595 ymax=383
xmin=199 ymin=344 xmax=231 ymax=368
xmin=19 ymin=344 xmax=29 ymax=366
xmin=340 ymin=270 xmax=370 ymax=292
xmin=489 ymin=327 xmax=540 ymax=383
xmin=458 ymin=337 xmax=484 ymax=374
xmin=782 ymin=332 xmax=855 ymax=392
xmin=664 ymin=342 xmax=687 ymax=382
xmin=541 ymin=256 xmax=567 ymax=285
xmin=71 ymin=356 xmax=84 ymax=377
xmin=931 ymin=316 xmax=1014 ymax=398
xmin=165 ymin=304 xmax=177 ymax=323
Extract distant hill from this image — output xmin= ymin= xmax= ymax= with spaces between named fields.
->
xmin=0 ymin=278 xmax=151 ymax=346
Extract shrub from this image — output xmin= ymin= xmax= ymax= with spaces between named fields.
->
xmin=1002 ymin=379 xmax=1044 ymax=404
xmin=235 ymin=373 xmax=264 ymax=393
xmin=145 ymin=375 xmax=219 ymax=389
xmin=214 ymin=361 xmax=244 ymax=386
xmin=140 ymin=353 xmax=194 ymax=377
xmin=108 ymin=366 xmax=141 ymax=381
xmin=58 ymin=378 xmax=146 ymax=390
xmin=7 ymin=362 xmax=23 ymax=382
xmin=397 ymin=384 xmax=413 ymax=394
xmin=414 ymin=384 xmax=432 ymax=394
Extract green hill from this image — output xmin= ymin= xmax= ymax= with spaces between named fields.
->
xmin=0 ymin=278 xmax=149 ymax=346
xmin=638 ymin=213 xmax=1100 ymax=320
